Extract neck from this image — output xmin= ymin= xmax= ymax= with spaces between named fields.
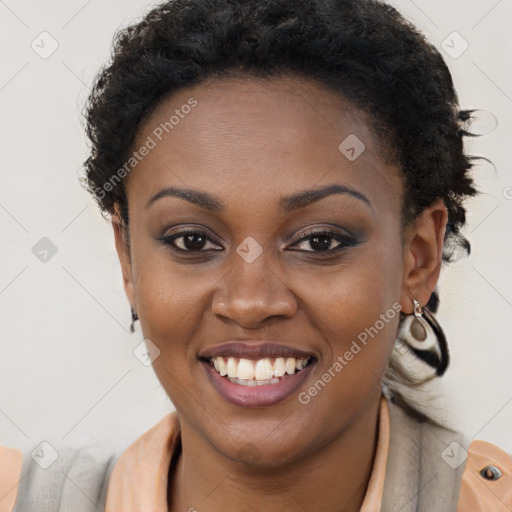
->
xmin=169 ymin=391 xmax=382 ymax=512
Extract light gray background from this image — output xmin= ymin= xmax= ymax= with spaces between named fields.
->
xmin=1 ymin=0 xmax=511 ymax=455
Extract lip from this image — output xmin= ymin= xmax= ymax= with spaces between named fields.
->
xmin=199 ymin=341 xmax=316 ymax=360
xmin=200 ymin=357 xmax=316 ymax=407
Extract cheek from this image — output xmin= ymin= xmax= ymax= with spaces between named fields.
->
xmin=304 ymin=237 xmax=403 ymax=375
xmin=292 ymin=257 xmax=402 ymax=440
xmin=132 ymin=258 xmax=213 ymax=408
xmin=130 ymin=246 xmax=216 ymax=363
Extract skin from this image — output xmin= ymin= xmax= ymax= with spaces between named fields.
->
xmin=112 ymin=74 xmax=447 ymax=511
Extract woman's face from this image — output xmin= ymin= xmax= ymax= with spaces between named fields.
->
xmin=114 ymin=75 xmax=444 ymax=466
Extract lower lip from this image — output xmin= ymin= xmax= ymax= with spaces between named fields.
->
xmin=201 ymin=360 xmax=315 ymax=407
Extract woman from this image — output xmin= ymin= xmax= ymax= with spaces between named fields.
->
xmin=2 ymin=0 xmax=510 ymax=510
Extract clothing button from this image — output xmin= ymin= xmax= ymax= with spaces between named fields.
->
xmin=480 ymin=464 xmax=502 ymax=481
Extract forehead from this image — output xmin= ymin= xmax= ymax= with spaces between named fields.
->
xmin=127 ymin=74 xmax=403 ymax=214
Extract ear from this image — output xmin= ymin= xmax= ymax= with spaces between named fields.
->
xmin=112 ymin=212 xmax=136 ymax=312
xmin=400 ymin=198 xmax=448 ymax=314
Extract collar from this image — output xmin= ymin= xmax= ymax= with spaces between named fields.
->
xmin=105 ymin=396 xmax=390 ymax=512
xmin=381 ymin=397 xmax=466 ymax=512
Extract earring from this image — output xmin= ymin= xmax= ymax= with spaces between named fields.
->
xmin=398 ymin=299 xmax=449 ymax=376
xmin=130 ymin=307 xmax=139 ymax=333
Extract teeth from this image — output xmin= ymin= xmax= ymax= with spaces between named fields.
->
xmin=285 ymin=358 xmax=296 ymax=375
xmin=227 ymin=357 xmax=238 ymax=378
xmin=237 ymin=358 xmax=255 ymax=380
xmin=255 ymin=358 xmax=273 ymax=380
xmin=274 ymin=357 xmax=286 ymax=377
xmin=210 ymin=356 xmax=311 ymax=383
xmin=218 ymin=357 xmax=228 ymax=376
xmin=228 ymin=376 xmax=282 ymax=386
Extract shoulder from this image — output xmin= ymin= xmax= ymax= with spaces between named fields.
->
xmin=0 ymin=442 xmax=120 ymax=512
xmin=0 ymin=446 xmax=23 ymax=511
xmin=457 ymin=439 xmax=512 ymax=511
xmin=383 ymin=396 xmax=511 ymax=512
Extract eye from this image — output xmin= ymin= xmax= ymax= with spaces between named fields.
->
xmin=158 ymin=228 xmax=223 ymax=252
xmin=288 ymin=227 xmax=356 ymax=253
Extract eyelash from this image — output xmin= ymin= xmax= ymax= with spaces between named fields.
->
xmin=158 ymin=226 xmax=357 ymax=254
xmin=289 ymin=227 xmax=356 ymax=253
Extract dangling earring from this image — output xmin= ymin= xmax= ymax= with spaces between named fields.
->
xmin=130 ymin=307 xmax=139 ymax=333
xmin=398 ymin=299 xmax=449 ymax=376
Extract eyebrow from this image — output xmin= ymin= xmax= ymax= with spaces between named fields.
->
xmin=280 ymin=183 xmax=372 ymax=212
xmin=145 ymin=183 xmax=373 ymax=212
xmin=145 ymin=187 xmax=225 ymax=212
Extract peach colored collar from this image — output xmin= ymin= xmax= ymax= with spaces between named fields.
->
xmin=105 ymin=396 xmax=390 ymax=512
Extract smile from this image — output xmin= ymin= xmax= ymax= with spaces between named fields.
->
xmin=208 ymin=356 xmax=313 ymax=386
xmin=199 ymin=342 xmax=317 ymax=407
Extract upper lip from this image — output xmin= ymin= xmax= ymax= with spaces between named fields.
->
xmin=199 ymin=342 xmax=316 ymax=360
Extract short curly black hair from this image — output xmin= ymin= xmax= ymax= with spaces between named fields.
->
xmin=82 ymin=0 xmax=479 ymax=253
xmin=81 ymin=0 xmax=482 ymax=420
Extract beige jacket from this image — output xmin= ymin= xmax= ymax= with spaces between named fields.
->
xmin=1 ymin=396 xmax=511 ymax=511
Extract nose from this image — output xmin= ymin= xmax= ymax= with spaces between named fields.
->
xmin=211 ymin=249 xmax=297 ymax=329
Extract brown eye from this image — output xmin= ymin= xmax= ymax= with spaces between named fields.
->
xmin=288 ymin=228 xmax=356 ymax=253
xmin=159 ymin=229 xmax=223 ymax=252
xmin=178 ymin=232 xmax=208 ymax=251
xmin=308 ymin=232 xmax=337 ymax=251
